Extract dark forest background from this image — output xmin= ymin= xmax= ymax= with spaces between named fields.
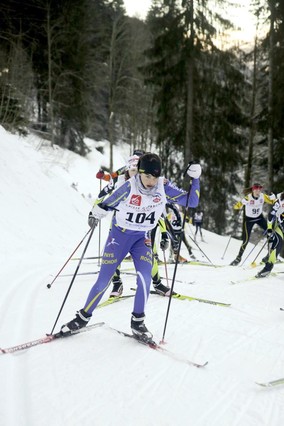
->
xmin=1 ymin=0 xmax=283 ymax=236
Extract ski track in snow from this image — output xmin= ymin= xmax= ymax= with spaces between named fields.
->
xmin=2 ymin=261 xmax=284 ymax=426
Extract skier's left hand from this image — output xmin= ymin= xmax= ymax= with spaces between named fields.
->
xmin=186 ymin=161 xmax=202 ymax=179
xmin=266 ymin=229 xmax=274 ymax=242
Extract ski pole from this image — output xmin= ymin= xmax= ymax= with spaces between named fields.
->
xmin=162 ymin=250 xmax=170 ymax=288
xmin=250 ymin=239 xmax=268 ymax=267
xmin=185 ymin=217 xmax=195 ymax=239
xmin=49 ymin=223 xmax=97 ymax=335
xmin=46 ymin=228 xmax=92 ymax=289
xmin=186 ymin=233 xmax=216 ymax=266
xmin=240 ymin=230 xmax=267 ymax=267
xmin=221 ymin=236 xmax=232 ymax=260
xmin=161 ymin=172 xmax=192 ymax=343
xmin=221 ymin=208 xmax=243 ymax=259
xmin=98 ymin=179 xmax=102 ymax=266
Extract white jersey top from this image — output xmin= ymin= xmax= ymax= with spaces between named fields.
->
xmin=115 ymin=176 xmax=167 ymax=231
xmin=194 ymin=212 xmax=203 ymax=223
xmin=242 ymin=193 xmax=265 ymax=218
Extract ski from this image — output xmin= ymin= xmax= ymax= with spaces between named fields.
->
xmin=168 ymin=260 xmax=224 ymax=268
xmin=256 ymin=378 xmax=284 ymax=388
xmin=0 ymin=322 xmax=105 ymax=355
xmin=230 ymin=272 xmax=279 ymax=285
xmin=104 ymin=324 xmax=208 ymax=368
xmin=172 ymin=292 xmax=230 ymax=307
xmin=98 ymin=295 xmax=134 ymax=309
xmin=147 ymin=289 xmax=230 ymax=307
xmin=230 ymin=274 xmax=264 ymax=284
xmin=123 ymin=271 xmax=195 ymax=285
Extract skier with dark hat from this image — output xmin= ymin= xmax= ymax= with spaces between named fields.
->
xmin=256 ymin=192 xmax=284 ymax=278
xmin=61 ymin=153 xmax=201 ymax=340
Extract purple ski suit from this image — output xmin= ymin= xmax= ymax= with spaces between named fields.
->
xmin=83 ymin=175 xmax=200 ymax=317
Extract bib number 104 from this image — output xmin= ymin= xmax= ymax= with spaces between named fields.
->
xmin=126 ymin=211 xmax=155 ymax=224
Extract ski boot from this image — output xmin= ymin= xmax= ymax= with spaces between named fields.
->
xmin=109 ymin=277 xmax=123 ymax=298
xmin=230 ymin=257 xmax=241 ymax=266
xmin=61 ymin=309 xmax=91 ymax=334
xmin=131 ymin=313 xmax=153 ymax=340
xmin=153 ymin=279 xmax=176 ymax=296
xmin=255 ymin=262 xmax=273 ymax=278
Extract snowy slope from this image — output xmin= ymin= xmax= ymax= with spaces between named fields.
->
xmin=1 ymin=126 xmax=284 ymax=426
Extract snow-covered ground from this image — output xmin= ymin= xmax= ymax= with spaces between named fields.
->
xmin=1 ymin=126 xmax=284 ymax=426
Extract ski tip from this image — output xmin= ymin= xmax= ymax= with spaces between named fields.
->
xmin=197 ymin=361 xmax=209 ymax=368
xmin=255 ymin=381 xmax=276 ymax=387
xmin=190 ymin=360 xmax=208 ymax=368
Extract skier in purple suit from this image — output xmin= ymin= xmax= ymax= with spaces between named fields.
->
xmin=61 ymin=153 xmax=201 ymax=339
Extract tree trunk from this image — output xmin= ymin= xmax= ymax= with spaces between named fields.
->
xmin=267 ymin=0 xmax=275 ymax=193
xmin=46 ymin=3 xmax=54 ymax=146
xmin=245 ymin=36 xmax=258 ymax=188
xmin=184 ymin=0 xmax=194 ymax=167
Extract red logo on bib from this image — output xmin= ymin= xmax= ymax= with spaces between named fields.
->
xmin=130 ymin=195 xmax=142 ymax=206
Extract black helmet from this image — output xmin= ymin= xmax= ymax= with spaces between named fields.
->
xmin=138 ymin=153 xmax=162 ymax=178
xmin=133 ymin=149 xmax=145 ymax=157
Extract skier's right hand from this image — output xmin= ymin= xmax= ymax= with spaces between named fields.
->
xmin=88 ymin=212 xmax=99 ymax=228
xmin=88 ymin=203 xmax=109 ymax=228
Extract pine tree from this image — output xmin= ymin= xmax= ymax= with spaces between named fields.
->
xmin=143 ymin=0 xmax=248 ymax=232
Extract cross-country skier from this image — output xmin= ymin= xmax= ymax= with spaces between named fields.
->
xmin=230 ymin=183 xmax=275 ymax=266
xmin=256 ymin=192 xmax=284 ymax=278
xmin=95 ymin=153 xmax=172 ymax=297
xmin=61 ymin=153 xmax=201 ymax=339
xmin=193 ymin=209 xmax=204 ymax=241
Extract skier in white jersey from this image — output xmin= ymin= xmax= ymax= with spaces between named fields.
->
xmin=61 ymin=153 xmax=201 ymax=339
xmin=230 ymin=183 xmax=275 ymax=266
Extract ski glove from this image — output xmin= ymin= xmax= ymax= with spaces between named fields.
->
xmin=171 ymin=219 xmax=182 ymax=233
xmin=88 ymin=212 xmax=99 ymax=228
xmin=266 ymin=229 xmax=274 ymax=241
xmin=88 ymin=203 xmax=109 ymax=228
xmin=186 ymin=161 xmax=202 ymax=179
xmin=172 ymin=238 xmax=180 ymax=254
xmin=96 ymin=169 xmax=105 ymax=179
xmin=160 ymin=232 xmax=169 ymax=251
